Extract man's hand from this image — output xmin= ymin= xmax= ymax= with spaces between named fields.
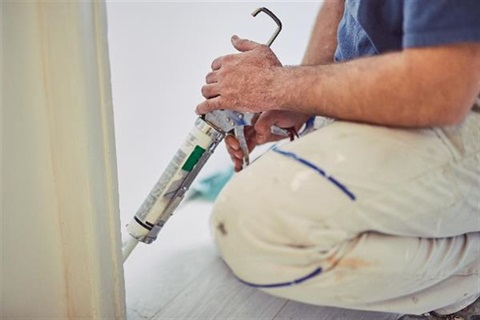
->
xmin=226 ymin=110 xmax=311 ymax=171
xmin=254 ymin=110 xmax=311 ymax=144
xmin=196 ymin=35 xmax=282 ymax=115
xmin=225 ymin=127 xmax=257 ymax=172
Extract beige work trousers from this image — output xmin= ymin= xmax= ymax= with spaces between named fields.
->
xmin=210 ymin=107 xmax=479 ymax=315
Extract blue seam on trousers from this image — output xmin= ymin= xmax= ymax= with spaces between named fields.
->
xmin=272 ymin=147 xmax=356 ymax=201
xmin=236 ymin=267 xmax=323 ymax=288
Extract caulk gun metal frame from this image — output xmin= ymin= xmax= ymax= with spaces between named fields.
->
xmin=123 ymin=110 xmax=255 ymax=261
xmin=122 ymin=8 xmax=282 ymax=262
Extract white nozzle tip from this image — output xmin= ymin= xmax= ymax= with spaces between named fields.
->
xmin=122 ymin=236 xmax=139 ymax=263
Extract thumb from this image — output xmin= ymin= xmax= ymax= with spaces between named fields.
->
xmin=254 ymin=111 xmax=280 ymax=144
xmin=231 ymin=35 xmax=260 ymax=52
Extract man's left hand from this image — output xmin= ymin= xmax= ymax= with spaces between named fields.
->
xmin=196 ymin=35 xmax=282 ymax=115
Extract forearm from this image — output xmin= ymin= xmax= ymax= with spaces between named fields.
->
xmin=275 ymin=43 xmax=480 ymax=127
xmin=302 ymin=0 xmax=345 ymax=66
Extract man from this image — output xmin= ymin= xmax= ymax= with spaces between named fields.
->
xmin=196 ymin=0 xmax=480 ymax=318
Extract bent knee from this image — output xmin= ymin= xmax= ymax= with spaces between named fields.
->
xmin=210 ymin=172 xmax=352 ymax=286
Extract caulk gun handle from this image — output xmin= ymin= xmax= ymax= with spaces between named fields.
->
xmin=234 ymin=126 xmax=250 ymax=169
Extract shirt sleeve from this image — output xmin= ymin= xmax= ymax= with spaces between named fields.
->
xmin=403 ymin=0 xmax=480 ymax=48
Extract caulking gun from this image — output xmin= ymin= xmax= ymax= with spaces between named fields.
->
xmin=122 ymin=7 xmax=283 ymax=262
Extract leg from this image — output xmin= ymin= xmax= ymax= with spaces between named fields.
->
xmin=210 ymin=111 xmax=479 ymax=314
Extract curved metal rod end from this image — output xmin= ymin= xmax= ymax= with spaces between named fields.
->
xmin=251 ymin=7 xmax=264 ymax=17
xmin=250 ymin=7 xmax=282 ymax=47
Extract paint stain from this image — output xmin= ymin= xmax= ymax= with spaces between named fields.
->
xmin=338 ymin=258 xmax=373 ymax=269
xmin=287 ymin=243 xmax=308 ymax=249
xmin=217 ymin=222 xmax=227 ymax=236
xmin=328 ymin=257 xmax=375 ymax=284
xmin=328 ymin=257 xmax=374 ymax=270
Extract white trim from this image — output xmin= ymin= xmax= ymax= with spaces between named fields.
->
xmin=2 ymin=1 xmax=126 ymax=317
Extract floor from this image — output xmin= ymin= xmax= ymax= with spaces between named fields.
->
xmin=122 ymin=200 xmax=402 ymax=320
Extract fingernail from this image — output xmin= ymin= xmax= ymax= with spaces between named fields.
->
xmin=256 ymin=134 xmax=264 ymax=143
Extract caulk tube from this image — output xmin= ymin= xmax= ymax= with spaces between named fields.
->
xmin=126 ymin=117 xmax=224 ymax=246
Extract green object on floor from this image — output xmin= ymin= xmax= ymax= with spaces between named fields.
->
xmin=187 ymin=167 xmax=234 ymax=202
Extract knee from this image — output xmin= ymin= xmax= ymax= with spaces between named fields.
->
xmin=209 ymin=173 xmax=275 ymax=281
xmin=209 ymin=171 xmax=340 ymax=286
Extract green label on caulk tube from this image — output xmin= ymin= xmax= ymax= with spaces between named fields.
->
xmin=182 ymin=145 xmax=206 ymax=172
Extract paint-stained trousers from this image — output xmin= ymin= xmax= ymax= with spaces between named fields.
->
xmin=210 ymin=106 xmax=480 ymax=315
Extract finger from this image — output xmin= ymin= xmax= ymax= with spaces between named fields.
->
xmin=247 ymin=135 xmax=258 ymax=152
xmin=225 ymin=134 xmax=240 ymax=151
xmin=244 ymin=126 xmax=257 ymax=141
xmin=226 ymin=131 xmax=257 ymax=172
xmin=201 ymin=83 xmax=220 ymax=99
xmin=231 ymin=35 xmax=261 ymax=52
xmin=205 ymin=71 xmax=218 ymax=84
xmin=233 ymin=159 xmax=243 ymax=172
xmin=254 ymin=112 xmax=277 ymax=138
xmin=195 ymin=96 xmax=221 ymax=115
xmin=226 ymin=140 xmax=244 ymax=172
xmin=226 ymin=144 xmax=244 ymax=158
xmin=229 ymin=149 xmax=244 ymax=172
xmin=251 ymin=113 xmax=261 ymax=125
xmin=211 ymin=57 xmax=223 ymax=70
xmin=225 ymin=141 xmax=244 ymax=159
xmin=254 ymin=112 xmax=285 ymax=144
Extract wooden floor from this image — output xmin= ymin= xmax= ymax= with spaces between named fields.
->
xmin=123 ymin=201 xmax=401 ymax=320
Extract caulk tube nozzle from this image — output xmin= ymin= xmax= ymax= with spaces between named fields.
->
xmin=122 ymin=236 xmax=139 ymax=262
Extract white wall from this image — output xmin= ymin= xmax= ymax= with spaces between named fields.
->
xmin=106 ymin=1 xmax=322 ymax=227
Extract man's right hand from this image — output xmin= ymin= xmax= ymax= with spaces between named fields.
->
xmin=226 ymin=110 xmax=311 ymax=172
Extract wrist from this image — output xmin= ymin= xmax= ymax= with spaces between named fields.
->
xmin=271 ymin=65 xmax=322 ymax=114
xmin=270 ymin=66 xmax=295 ymax=111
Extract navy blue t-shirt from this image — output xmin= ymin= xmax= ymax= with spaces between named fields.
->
xmin=335 ymin=0 xmax=480 ymax=62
